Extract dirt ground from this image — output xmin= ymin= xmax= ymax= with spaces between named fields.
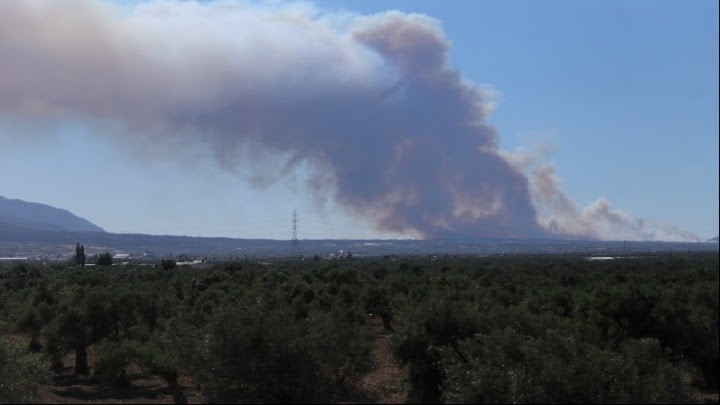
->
xmin=37 ymin=345 xmax=204 ymax=404
xmin=356 ymin=316 xmax=408 ymax=404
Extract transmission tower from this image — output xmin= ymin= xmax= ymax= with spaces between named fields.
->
xmin=290 ymin=210 xmax=300 ymax=258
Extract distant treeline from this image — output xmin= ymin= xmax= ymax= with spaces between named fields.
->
xmin=0 ymin=253 xmax=718 ymax=403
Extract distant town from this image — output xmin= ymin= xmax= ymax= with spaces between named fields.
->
xmin=1 ymin=230 xmax=717 ymax=265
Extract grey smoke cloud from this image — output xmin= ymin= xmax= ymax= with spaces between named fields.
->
xmin=0 ymin=0 xmax=691 ymax=241
xmin=502 ymin=148 xmax=700 ymax=242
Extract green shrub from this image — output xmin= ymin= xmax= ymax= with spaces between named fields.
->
xmin=93 ymin=340 xmax=137 ymax=387
xmin=0 ymin=337 xmax=52 ymax=403
xmin=440 ymin=331 xmax=696 ymax=404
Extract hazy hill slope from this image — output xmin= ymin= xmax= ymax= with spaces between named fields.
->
xmin=0 ymin=195 xmax=105 ymax=233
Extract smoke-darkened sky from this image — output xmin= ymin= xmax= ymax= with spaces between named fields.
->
xmin=0 ymin=0 xmax=717 ymax=241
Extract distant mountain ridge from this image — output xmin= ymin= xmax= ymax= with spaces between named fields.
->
xmin=0 ymin=195 xmax=105 ymax=233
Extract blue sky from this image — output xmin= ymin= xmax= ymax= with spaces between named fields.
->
xmin=0 ymin=0 xmax=717 ymax=240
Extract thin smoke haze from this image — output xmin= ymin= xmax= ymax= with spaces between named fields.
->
xmin=0 ymin=0 xmax=697 ymax=241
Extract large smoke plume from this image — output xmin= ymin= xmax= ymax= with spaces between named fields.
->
xmin=0 ymin=0 xmax=695 ymax=241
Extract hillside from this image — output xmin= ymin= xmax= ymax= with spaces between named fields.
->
xmin=0 ymin=195 xmax=105 ymax=233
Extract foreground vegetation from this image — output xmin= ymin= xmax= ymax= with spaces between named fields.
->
xmin=1 ymin=252 xmax=717 ymax=403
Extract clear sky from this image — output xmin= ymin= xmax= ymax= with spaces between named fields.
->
xmin=0 ymin=0 xmax=717 ymax=240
